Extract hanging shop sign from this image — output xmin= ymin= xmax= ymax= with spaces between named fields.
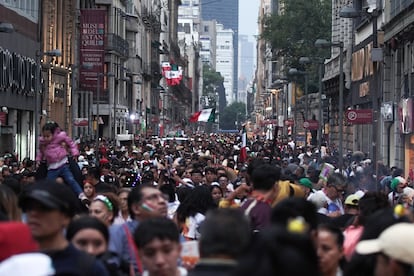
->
xmin=345 ymin=109 xmax=373 ymax=124
xmin=399 ymin=98 xmax=414 ymax=134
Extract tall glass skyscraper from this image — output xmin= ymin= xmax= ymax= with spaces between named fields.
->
xmin=201 ymin=0 xmax=239 ymax=102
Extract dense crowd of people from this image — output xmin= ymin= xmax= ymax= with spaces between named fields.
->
xmin=1 ymin=121 xmax=414 ymax=276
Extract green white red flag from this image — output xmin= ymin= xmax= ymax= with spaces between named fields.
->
xmin=189 ymin=108 xmax=215 ymax=123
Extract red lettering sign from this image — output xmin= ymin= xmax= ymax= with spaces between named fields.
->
xmin=79 ymin=9 xmax=106 ymax=99
xmin=73 ymin=118 xmax=89 ymax=126
xmin=345 ymin=109 xmax=373 ymax=124
xmin=284 ymin=119 xmax=294 ymax=126
xmin=0 ymin=112 xmax=6 ymax=125
xmin=303 ymin=120 xmax=319 ymax=130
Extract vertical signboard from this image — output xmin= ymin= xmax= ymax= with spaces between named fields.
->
xmin=400 ymin=98 xmax=413 ymax=134
xmin=79 ymin=9 xmax=106 ymax=99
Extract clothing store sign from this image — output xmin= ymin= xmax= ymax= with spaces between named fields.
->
xmin=0 ymin=47 xmax=40 ymax=95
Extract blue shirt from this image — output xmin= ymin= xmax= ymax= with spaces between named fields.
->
xmin=108 ymin=220 xmax=140 ymax=273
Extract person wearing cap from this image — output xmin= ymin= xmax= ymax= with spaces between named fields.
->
xmin=388 ymin=176 xmax=408 ymax=206
xmin=331 ymin=193 xmax=361 ymax=230
xmin=19 ymin=179 xmax=109 ymax=275
xmin=297 ymin=177 xmax=313 ymax=199
xmin=342 ymin=192 xmax=390 ymax=261
xmin=356 ymin=222 xmax=414 ymax=276
xmin=0 ymin=222 xmax=39 ymax=262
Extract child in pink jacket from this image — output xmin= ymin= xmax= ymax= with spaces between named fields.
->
xmin=36 ymin=121 xmax=82 ymax=195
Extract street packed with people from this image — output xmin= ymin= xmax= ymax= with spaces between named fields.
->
xmin=1 ymin=125 xmax=414 ymax=276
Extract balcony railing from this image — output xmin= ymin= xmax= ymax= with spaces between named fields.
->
xmin=106 ymin=33 xmax=129 ymax=57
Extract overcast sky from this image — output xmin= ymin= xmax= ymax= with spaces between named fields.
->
xmin=239 ymin=0 xmax=260 ymax=40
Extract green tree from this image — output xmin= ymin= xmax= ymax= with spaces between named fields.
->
xmin=262 ymin=0 xmax=331 ymax=92
xmin=203 ymin=64 xmax=224 ymax=96
xmin=220 ymin=102 xmax=246 ymax=130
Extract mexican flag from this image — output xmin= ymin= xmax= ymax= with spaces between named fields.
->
xmin=189 ymin=108 xmax=215 ymax=123
xmin=161 ymin=62 xmax=171 ymax=76
xmin=239 ymin=125 xmax=247 ymax=163
xmin=164 ymin=63 xmax=182 ymax=86
xmin=165 ymin=70 xmax=181 ymax=86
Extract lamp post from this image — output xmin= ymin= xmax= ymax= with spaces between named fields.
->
xmin=160 ymin=88 xmax=166 ymax=137
xmin=339 ymin=5 xmax=381 ymax=183
xmin=299 ymin=56 xmax=325 ymax=149
xmin=288 ymin=68 xmax=308 ymax=149
xmin=70 ymin=63 xmax=93 ymax=139
xmin=35 ymin=49 xmax=61 ymax=152
xmin=95 ymin=72 xmax=114 ymax=164
xmin=315 ymin=39 xmax=344 ymax=171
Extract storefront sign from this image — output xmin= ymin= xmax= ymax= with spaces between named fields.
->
xmin=73 ymin=118 xmax=89 ymax=126
xmin=303 ymin=120 xmax=319 ymax=130
xmin=284 ymin=119 xmax=294 ymax=126
xmin=345 ymin=109 xmax=373 ymax=124
xmin=0 ymin=47 xmax=40 ymax=95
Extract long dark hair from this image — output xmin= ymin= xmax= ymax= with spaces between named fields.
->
xmin=232 ymin=225 xmax=319 ymax=276
xmin=176 ymin=185 xmax=215 ymax=224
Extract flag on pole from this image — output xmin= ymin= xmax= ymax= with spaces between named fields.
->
xmin=189 ymin=108 xmax=215 ymax=123
xmin=161 ymin=62 xmax=171 ymax=76
xmin=240 ymin=125 xmax=247 ymax=163
xmin=164 ymin=63 xmax=182 ymax=86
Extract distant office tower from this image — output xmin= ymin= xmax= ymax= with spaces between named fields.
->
xmin=200 ymin=20 xmax=217 ymax=69
xmin=238 ymin=35 xmax=254 ymax=105
xmin=216 ymin=24 xmax=234 ymax=104
xmin=202 ymin=0 xmax=239 ymax=102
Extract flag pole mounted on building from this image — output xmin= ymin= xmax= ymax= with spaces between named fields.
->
xmin=189 ymin=108 xmax=216 ymax=123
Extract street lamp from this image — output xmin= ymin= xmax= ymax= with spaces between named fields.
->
xmin=271 ymin=79 xmax=289 ymax=139
xmin=95 ymin=71 xmax=114 ymax=163
xmin=315 ymin=38 xmax=344 ymax=170
xmin=159 ymin=87 xmax=168 ymax=137
xmin=35 ymin=49 xmax=61 ymax=152
xmin=299 ymin=56 xmax=325 ymax=149
xmin=70 ymin=63 xmax=93 ymax=139
xmin=288 ymin=68 xmax=309 ymax=149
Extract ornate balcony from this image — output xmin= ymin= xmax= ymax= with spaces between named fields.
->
xmin=106 ymin=33 xmax=129 ymax=58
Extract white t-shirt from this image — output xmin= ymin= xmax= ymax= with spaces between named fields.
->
xmin=313 ymin=190 xmax=344 ymax=215
xmin=143 ymin=266 xmax=187 ymax=276
xmin=184 ymin=213 xmax=205 ymax=240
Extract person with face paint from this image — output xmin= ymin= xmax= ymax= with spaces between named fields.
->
xmin=108 ymin=185 xmax=169 ymax=275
